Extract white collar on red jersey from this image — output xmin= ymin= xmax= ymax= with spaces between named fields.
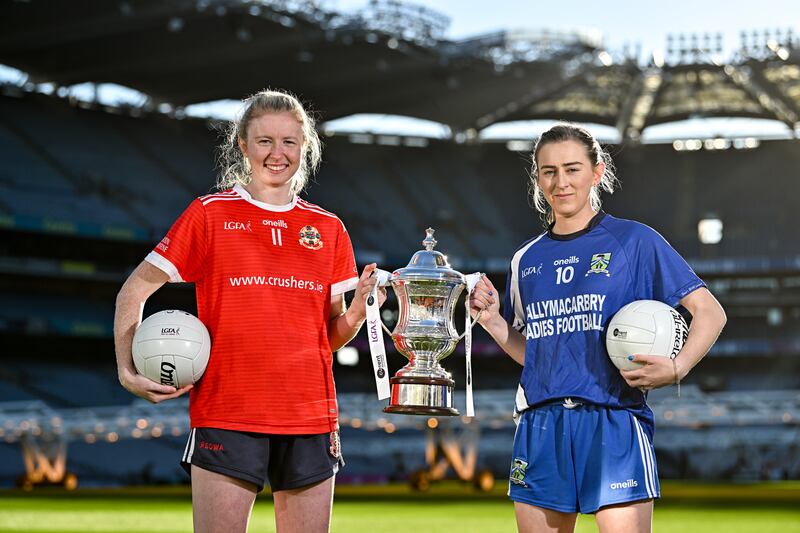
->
xmin=233 ymin=184 xmax=298 ymax=212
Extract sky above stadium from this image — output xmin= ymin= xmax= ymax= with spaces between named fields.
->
xmin=329 ymin=0 xmax=799 ymax=59
xmin=2 ymin=1 xmax=797 ymax=141
xmin=323 ymin=0 xmax=800 ymax=141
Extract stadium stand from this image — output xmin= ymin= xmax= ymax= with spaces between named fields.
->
xmin=2 ymin=89 xmax=798 ymax=263
xmin=0 ymin=0 xmax=798 ymax=488
xmin=0 ymin=93 xmax=199 ymax=234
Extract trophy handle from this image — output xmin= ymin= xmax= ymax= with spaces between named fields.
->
xmin=380 ymin=319 xmax=393 ymax=336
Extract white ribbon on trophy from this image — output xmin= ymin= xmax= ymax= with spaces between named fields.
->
xmin=366 ymin=268 xmax=393 ymax=400
xmin=463 ymin=272 xmax=483 ymax=417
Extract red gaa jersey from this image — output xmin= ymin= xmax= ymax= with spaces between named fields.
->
xmin=145 ymin=185 xmax=358 ymax=434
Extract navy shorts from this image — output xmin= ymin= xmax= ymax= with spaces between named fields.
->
xmin=509 ymin=400 xmax=659 ymax=514
xmin=181 ymin=427 xmax=343 ymax=492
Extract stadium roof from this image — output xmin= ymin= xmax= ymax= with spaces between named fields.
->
xmin=2 ymin=0 xmax=799 ymax=139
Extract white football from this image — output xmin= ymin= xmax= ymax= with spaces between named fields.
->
xmin=606 ymin=300 xmax=688 ymax=371
xmin=132 ymin=310 xmax=211 ymax=388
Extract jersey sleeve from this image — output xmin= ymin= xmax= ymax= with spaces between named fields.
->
xmin=330 ymin=221 xmax=358 ymax=295
xmin=631 ymin=224 xmax=705 ymax=307
xmin=502 ymin=263 xmax=526 ymax=332
xmin=145 ymin=199 xmax=207 ymax=283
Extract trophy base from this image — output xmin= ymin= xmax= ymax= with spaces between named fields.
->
xmin=383 ymin=405 xmax=459 ymax=416
xmin=383 ymin=376 xmax=459 ymax=417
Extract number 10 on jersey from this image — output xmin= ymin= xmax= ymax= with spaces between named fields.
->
xmin=556 ymin=266 xmax=574 ymax=284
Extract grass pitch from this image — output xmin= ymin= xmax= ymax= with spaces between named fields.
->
xmin=0 ymin=481 xmax=798 ymax=532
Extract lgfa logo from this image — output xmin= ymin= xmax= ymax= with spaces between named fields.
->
xmin=224 ymin=221 xmax=252 ymax=231
xmin=521 ymin=263 xmax=543 ymax=278
xmin=161 ymin=327 xmax=180 ymax=336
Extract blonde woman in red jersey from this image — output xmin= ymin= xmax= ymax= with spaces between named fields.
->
xmin=114 ymin=89 xmax=385 ymax=533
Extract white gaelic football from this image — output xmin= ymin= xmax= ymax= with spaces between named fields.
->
xmin=132 ymin=310 xmax=211 ymax=388
xmin=606 ymin=300 xmax=688 ymax=371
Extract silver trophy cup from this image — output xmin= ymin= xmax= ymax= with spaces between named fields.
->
xmin=382 ymin=228 xmax=476 ymax=416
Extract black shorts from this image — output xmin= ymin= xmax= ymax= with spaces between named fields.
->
xmin=180 ymin=427 xmax=344 ymax=492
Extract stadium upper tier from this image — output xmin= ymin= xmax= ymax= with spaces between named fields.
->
xmin=0 ymin=91 xmax=798 ymax=267
xmin=1 ymin=0 xmax=798 ymax=139
xmin=1 ymin=90 xmax=798 ymax=374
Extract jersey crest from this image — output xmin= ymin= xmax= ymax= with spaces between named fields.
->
xmin=329 ymin=430 xmax=341 ymax=458
xmin=510 ymin=458 xmax=528 ymax=486
xmin=586 ymin=252 xmax=612 ymax=277
xmin=299 ymin=225 xmax=323 ymax=250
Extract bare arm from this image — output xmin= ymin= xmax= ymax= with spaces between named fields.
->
xmin=328 ymin=263 xmax=387 ymax=352
xmin=621 ymin=287 xmax=727 ymax=390
xmin=469 ymin=275 xmax=527 ymax=365
xmin=114 ymin=261 xmax=193 ymax=402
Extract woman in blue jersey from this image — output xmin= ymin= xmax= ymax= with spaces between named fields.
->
xmin=469 ymin=123 xmax=726 ymax=532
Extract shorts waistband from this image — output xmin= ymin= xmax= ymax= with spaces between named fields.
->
xmin=537 ymin=398 xmax=585 ymax=409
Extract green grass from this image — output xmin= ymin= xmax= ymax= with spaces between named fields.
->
xmin=0 ymin=482 xmax=798 ymax=532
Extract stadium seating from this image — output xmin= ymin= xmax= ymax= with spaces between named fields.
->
xmin=0 ymin=90 xmax=798 ymax=486
xmin=3 ymin=91 xmax=799 ymax=262
xmin=0 ymin=94 xmax=199 ymax=234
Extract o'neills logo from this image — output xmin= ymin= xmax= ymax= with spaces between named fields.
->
xmin=224 ymin=221 xmax=252 ymax=231
xmin=161 ymin=327 xmax=180 ymax=336
xmin=610 ymin=479 xmax=638 ymax=489
xmin=160 ymin=362 xmax=176 ymax=386
xmin=262 ymin=219 xmax=288 ymax=228
xmin=553 ymin=255 xmax=580 ymax=266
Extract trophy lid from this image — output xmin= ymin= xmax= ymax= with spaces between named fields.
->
xmin=392 ymin=228 xmax=465 ymax=284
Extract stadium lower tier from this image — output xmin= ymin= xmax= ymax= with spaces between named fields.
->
xmin=0 ymin=388 xmax=798 ymax=487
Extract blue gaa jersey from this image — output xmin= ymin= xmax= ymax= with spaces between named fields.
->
xmin=503 ymin=212 xmax=705 ymax=438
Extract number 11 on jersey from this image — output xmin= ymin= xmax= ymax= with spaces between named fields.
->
xmin=271 ymin=228 xmax=283 ymax=246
